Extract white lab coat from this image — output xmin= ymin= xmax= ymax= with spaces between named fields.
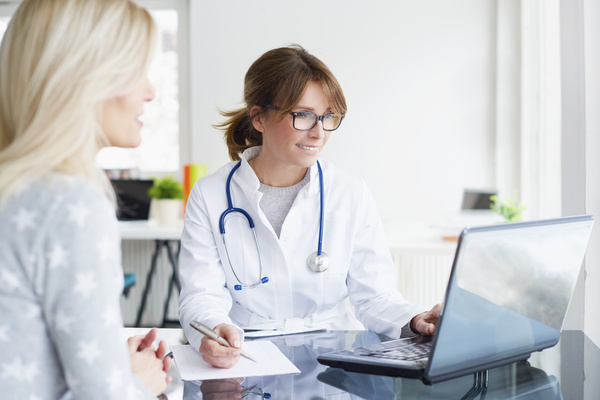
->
xmin=178 ymin=147 xmax=426 ymax=350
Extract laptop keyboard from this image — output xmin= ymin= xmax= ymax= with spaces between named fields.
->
xmin=355 ymin=340 xmax=432 ymax=362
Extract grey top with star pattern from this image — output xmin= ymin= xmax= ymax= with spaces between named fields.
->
xmin=0 ymin=173 xmax=153 ymax=399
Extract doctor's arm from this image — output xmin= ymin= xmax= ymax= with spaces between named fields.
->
xmin=346 ymin=180 xmax=431 ymax=338
xmin=178 ymin=184 xmax=244 ymax=367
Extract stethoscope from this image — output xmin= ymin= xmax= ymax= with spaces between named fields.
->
xmin=219 ymin=160 xmax=328 ymax=290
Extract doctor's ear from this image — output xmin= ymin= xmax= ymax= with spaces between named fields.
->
xmin=250 ymin=105 xmax=265 ymax=133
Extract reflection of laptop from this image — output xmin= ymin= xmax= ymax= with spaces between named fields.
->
xmin=318 ymin=215 xmax=593 ymax=384
xmin=317 ymin=360 xmax=561 ymax=399
xmin=111 ymin=179 xmax=153 ymax=221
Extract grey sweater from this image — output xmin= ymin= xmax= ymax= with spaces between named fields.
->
xmin=258 ymin=171 xmax=310 ymax=237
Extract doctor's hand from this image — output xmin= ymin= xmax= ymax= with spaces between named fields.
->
xmin=410 ymin=303 xmax=442 ymax=336
xmin=199 ymin=323 xmax=242 ymax=368
xmin=200 ymin=378 xmax=244 ymax=400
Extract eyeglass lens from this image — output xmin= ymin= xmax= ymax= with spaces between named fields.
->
xmin=292 ymin=112 xmax=343 ymax=131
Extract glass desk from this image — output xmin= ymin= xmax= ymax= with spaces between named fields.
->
xmin=158 ymin=329 xmax=599 ymax=400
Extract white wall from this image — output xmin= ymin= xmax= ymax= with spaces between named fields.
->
xmin=189 ymin=0 xmax=498 ymax=226
xmin=559 ymin=0 xmax=586 ymax=331
xmin=584 ymin=0 xmax=600 ymax=347
xmin=557 ymin=0 xmax=600 ymax=345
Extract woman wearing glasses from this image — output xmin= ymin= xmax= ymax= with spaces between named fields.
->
xmin=179 ymin=45 xmax=440 ymax=368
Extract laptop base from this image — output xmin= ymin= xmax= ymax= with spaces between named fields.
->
xmin=317 ymin=354 xmax=425 ymax=380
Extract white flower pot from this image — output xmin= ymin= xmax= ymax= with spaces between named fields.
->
xmin=153 ymin=199 xmax=182 ymax=225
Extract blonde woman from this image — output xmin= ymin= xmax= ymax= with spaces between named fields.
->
xmin=0 ymin=0 xmax=171 ymax=398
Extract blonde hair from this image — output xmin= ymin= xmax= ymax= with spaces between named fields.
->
xmin=216 ymin=45 xmax=347 ymax=161
xmin=0 ymin=0 xmax=156 ymax=206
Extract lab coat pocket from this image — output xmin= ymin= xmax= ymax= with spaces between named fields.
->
xmin=321 ymin=210 xmax=352 ymax=274
xmin=319 ymin=210 xmax=352 ymax=306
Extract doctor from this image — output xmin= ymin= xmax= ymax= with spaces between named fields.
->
xmin=178 ymin=45 xmax=440 ymax=368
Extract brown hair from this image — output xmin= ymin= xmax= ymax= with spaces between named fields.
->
xmin=216 ymin=45 xmax=347 ymax=161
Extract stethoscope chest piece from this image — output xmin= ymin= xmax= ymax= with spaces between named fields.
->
xmin=308 ymin=251 xmax=329 ymax=273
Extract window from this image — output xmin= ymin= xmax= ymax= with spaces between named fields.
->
xmin=0 ymin=1 xmax=187 ymax=176
xmin=98 ymin=6 xmax=184 ymax=174
xmin=0 ymin=17 xmax=8 ymax=37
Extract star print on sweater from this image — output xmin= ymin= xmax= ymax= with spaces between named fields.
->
xmin=66 ymin=200 xmax=90 ymax=228
xmin=0 ymin=325 xmax=9 ymax=342
xmin=1 ymin=357 xmax=40 ymax=383
xmin=12 ymin=208 xmax=37 ymax=232
xmin=47 ymin=243 xmax=69 ymax=269
xmin=0 ymin=269 xmax=19 ymax=291
xmin=0 ymin=174 xmax=154 ymax=399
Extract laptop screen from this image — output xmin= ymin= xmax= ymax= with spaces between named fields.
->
xmin=426 ymin=216 xmax=593 ymax=382
xmin=110 ymin=179 xmax=154 ymax=221
xmin=461 ymin=189 xmax=496 ymax=210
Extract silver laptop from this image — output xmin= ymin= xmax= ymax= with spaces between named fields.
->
xmin=318 ymin=215 xmax=594 ymax=384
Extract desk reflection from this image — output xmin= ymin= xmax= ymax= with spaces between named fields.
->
xmin=317 ymin=361 xmax=561 ymax=400
xmin=182 ymin=331 xmax=377 ymax=399
xmin=181 ymin=330 xmax=561 ymax=399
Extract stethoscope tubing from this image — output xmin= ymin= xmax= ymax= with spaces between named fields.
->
xmin=221 ymin=161 xmax=267 ymax=289
xmin=220 ymin=160 xmax=327 ymax=290
xmin=316 ymin=160 xmax=324 ymax=257
xmin=219 ymin=162 xmax=254 ymax=233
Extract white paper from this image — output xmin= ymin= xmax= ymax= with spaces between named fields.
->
xmin=244 ymin=327 xmax=326 ymax=338
xmin=171 ymin=341 xmax=300 ymax=381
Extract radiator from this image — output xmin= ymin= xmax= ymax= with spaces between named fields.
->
xmin=391 ymin=247 xmax=456 ymax=309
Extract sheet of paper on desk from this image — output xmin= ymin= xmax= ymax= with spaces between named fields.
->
xmin=171 ymin=341 xmax=300 ymax=381
xmin=244 ymin=326 xmax=326 ymax=338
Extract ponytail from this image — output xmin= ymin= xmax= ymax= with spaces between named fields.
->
xmin=214 ymin=107 xmax=262 ymax=161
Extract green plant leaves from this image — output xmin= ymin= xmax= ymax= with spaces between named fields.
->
xmin=148 ymin=176 xmax=184 ymax=199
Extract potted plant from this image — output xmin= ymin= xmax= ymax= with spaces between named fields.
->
xmin=148 ymin=176 xmax=185 ymax=225
xmin=490 ymin=192 xmax=525 ymax=223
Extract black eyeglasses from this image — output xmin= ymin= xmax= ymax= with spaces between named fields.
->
xmin=263 ymin=104 xmax=344 ymax=131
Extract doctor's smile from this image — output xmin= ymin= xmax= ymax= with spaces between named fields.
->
xmin=297 ymin=144 xmax=319 ymax=151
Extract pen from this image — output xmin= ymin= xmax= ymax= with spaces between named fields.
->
xmin=190 ymin=320 xmax=257 ymax=362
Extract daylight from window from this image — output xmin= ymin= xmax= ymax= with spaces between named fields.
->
xmin=97 ymin=9 xmax=180 ymax=174
xmin=0 ymin=17 xmax=9 ymax=37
